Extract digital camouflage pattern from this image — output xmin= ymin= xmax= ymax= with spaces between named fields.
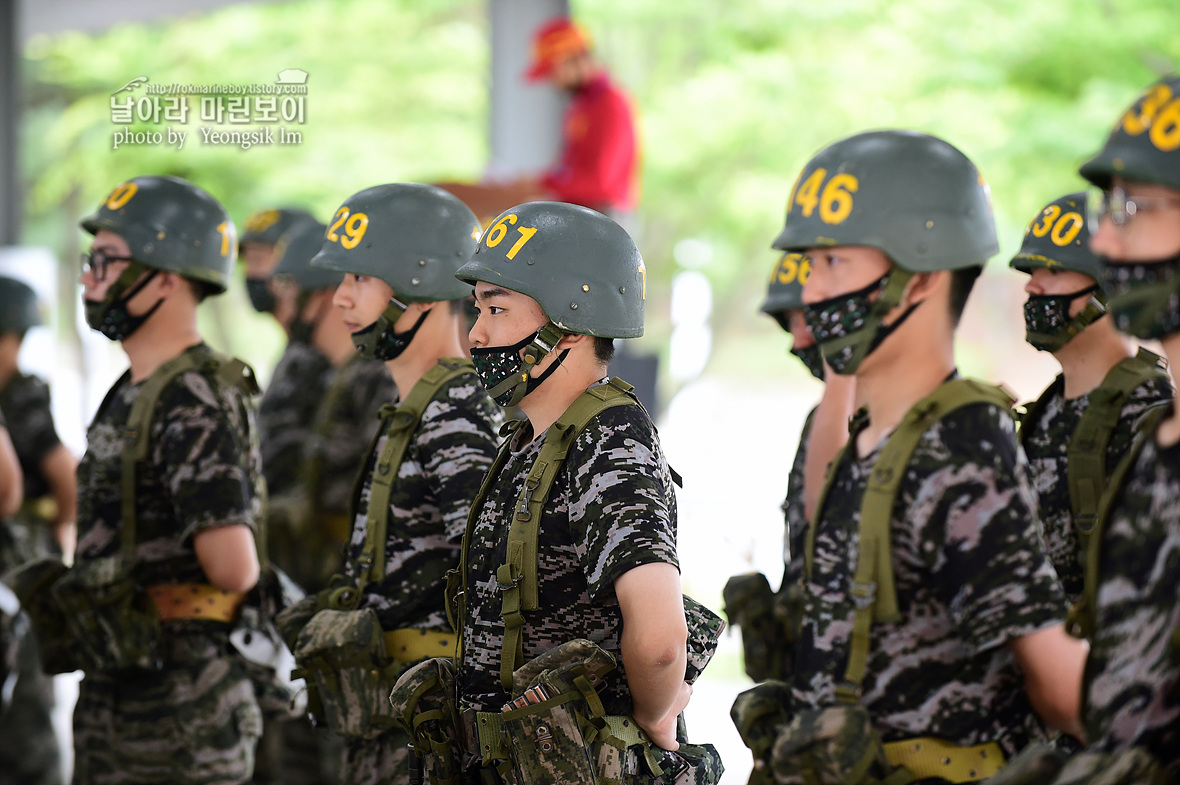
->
xmin=73 ymin=343 xmax=265 ymax=784
xmin=1021 ymin=375 xmax=1172 ymax=602
xmin=780 ymin=407 xmax=815 ymax=590
xmin=257 ymin=340 xmax=334 ymax=498
xmin=0 ymin=372 xmax=64 ymax=785
xmin=458 ymin=401 xmax=679 ymax=716
xmin=792 ymin=400 xmax=1068 ymax=756
xmin=340 ymin=368 xmax=501 ymax=784
xmin=1084 ymin=424 xmax=1180 ymax=777
xmin=267 ymin=352 xmax=395 ymax=592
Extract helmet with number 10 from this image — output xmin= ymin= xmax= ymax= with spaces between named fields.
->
xmin=773 ymin=129 xmax=999 ymax=272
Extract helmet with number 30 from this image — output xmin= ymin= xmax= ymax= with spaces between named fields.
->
xmin=1010 ymin=192 xmax=1103 ymax=281
xmin=456 ymin=201 xmax=645 ymax=339
xmin=80 ymin=175 xmax=237 ymax=293
xmin=772 ymin=130 xmax=999 ymax=273
xmin=1080 ymin=74 xmax=1180 ymax=192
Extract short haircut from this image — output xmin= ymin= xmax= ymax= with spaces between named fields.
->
xmin=593 ymin=336 xmax=615 ymax=365
xmin=948 ymin=266 xmax=983 ymax=326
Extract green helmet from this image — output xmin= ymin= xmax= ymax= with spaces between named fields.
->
xmin=1010 ymin=192 xmax=1103 ymax=282
xmin=1080 ymin=75 xmax=1180 ymax=191
xmin=80 ymin=175 xmax=236 ymax=293
xmin=456 ymin=201 xmax=646 ymax=339
xmin=240 ymin=207 xmax=317 ymax=248
xmin=772 ymin=129 xmax=999 ymax=272
xmin=273 ymin=219 xmax=338 ymax=291
xmin=759 ymin=252 xmax=809 ymax=326
xmin=311 ymin=183 xmax=478 ymax=303
xmin=0 ymin=276 xmax=41 ymax=334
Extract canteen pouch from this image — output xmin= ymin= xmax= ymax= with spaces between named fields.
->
xmin=390 ymin=656 xmax=464 ymax=785
xmin=723 ymin=573 xmax=785 ymax=682
xmin=502 ymin=694 xmax=597 ymax=784
xmin=4 ymin=557 xmax=78 ymax=674
xmin=49 ymin=555 xmax=160 ymax=672
xmin=293 ymin=607 xmax=400 ymax=739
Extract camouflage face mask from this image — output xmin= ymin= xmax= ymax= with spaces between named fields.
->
xmin=84 ymin=262 xmax=164 ymax=342
xmin=1022 ymin=285 xmax=1103 ymax=353
xmin=1102 ymin=252 xmax=1180 ymax=340
xmin=790 ymin=343 xmax=825 ymax=380
xmin=470 ymin=323 xmax=566 ymax=407
xmin=245 ymin=277 xmax=276 ymax=314
xmin=803 ymin=269 xmax=914 ymax=376
xmin=351 ymin=296 xmax=428 ymax=361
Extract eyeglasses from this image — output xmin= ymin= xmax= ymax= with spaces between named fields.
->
xmin=1088 ymin=187 xmax=1180 ymax=229
xmin=81 ymin=249 xmax=134 ymax=282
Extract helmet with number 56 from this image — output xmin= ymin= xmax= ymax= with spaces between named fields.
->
xmin=772 ymin=129 xmax=999 ymax=273
xmin=81 ymin=175 xmax=237 ymax=293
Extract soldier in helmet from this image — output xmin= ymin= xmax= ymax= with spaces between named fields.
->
xmin=1011 ymin=193 xmax=1171 ymax=609
xmin=732 ymin=131 xmax=1086 ymax=782
xmin=239 ymin=206 xmax=318 ymax=319
xmin=278 ymin=183 xmax=502 ymax=785
xmin=68 ymin=175 xmax=265 ymax=784
xmin=1072 ymin=74 xmax=1180 ymax=776
xmin=724 ymin=252 xmax=856 ymax=684
xmin=0 ymin=275 xmax=72 ymax=785
xmin=424 ymin=201 xmax=722 ymax=784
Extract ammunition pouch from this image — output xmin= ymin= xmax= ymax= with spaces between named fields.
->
xmin=4 ymin=557 xmax=78 ymax=673
xmin=292 ymin=607 xmax=401 ymax=739
xmin=50 ymin=555 xmax=161 ymax=673
xmin=723 ymin=572 xmax=793 ymax=682
xmin=390 ymin=656 xmax=464 ymax=785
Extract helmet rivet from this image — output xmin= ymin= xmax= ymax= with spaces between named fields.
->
xmin=411 ymin=278 xmax=421 ymax=286
xmin=582 ymin=284 xmax=590 ymax=292
xmin=157 ymin=231 xmax=166 ymax=240
xmin=418 ymin=260 xmax=426 ymax=266
xmin=570 ymin=302 xmax=578 ymax=310
xmin=925 ymin=220 xmax=934 ymax=229
xmin=527 ymin=259 xmax=535 ymax=265
xmin=619 ymin=286 xmax=626 ymax=294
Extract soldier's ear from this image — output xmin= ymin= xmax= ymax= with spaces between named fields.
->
xmin=555 ymin=332 xmax=588 ymax=351
xmin=902 ymin=271 xmax=942 ymax=307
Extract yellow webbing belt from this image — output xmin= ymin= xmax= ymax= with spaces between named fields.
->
xmin=146 ymin=583 xmax=246 ymax=622
xmin=882 ymin=737 xmax=1004 ymax=782
xmin=383 ymin=628 xmax=455 ymax=664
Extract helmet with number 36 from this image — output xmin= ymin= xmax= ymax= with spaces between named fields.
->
xmin=80 ymin=175 xmax=237 ymax=293
xmin=456 ymin=201 xmax=645 ymax=338
xmin=1080 ymin=74 xmax=1180 ymax=192
xmin=311 ymin=182 xmax=478 ymax=302
xmin=772 ymin=129 xmax=999 ymax=273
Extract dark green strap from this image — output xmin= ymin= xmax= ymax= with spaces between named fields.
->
xmin=356 ymin=358 xmax=473 ymax=588
xmin=300 ymin=352 xmax=363 ymax=517
xmin=807 ymin=379 xmax=1015 ymax=703
xmin=1075 ymin=402 xmax=1170 ymax=641
xmin=496 ymin=378 xmax=645 ymax=690
xmin=1067 ymin=348 xmax=1168 ymax=543
xmin=119 ymin=347 xmax=259 ymax=565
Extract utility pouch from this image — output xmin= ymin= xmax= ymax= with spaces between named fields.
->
xmin=292 ymin=607 xmax=400 ymax=739
xmin=50 ymin=555 xmax=160 ymax=673
xmin=274 ymin=593 xmax=319 ymax=654
xmin=723 ymin=573 xmax=786 ymax=682
xmin=769 ymin=705 xmax=902 ymax=785
xmin=501 ymin=693 xmax=597 ymax=784
xmin=4 ymin=557 xmax=78 ymax=673
xmin=389 ymin=656 xmax=464 ymax=785
xmin=683 ymin=594 xmax=726 ymax=685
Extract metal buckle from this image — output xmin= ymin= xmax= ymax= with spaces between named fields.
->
xmin=850 ymin=580 xmax=876 ymax=610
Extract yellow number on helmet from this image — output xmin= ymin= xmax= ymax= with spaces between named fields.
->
xmin=105 ymin=182 xmax=138 ymax=211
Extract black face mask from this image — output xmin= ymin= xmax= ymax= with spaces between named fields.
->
xmin=1022 ymin=285 xmax=1103 ymax=353
xmin=246 ymin=277 xmax=276 ymax=314
xmin=803 ymin=270 xmax=918 ymax=376
xmin=84 ymin=264 xmax=164 ymax=341
xmin=351 ymin=304 xmax=430 ymax=361
xmin=470 ymin=324 xmax=567 ymax=407
xmin=1102 ymin=251 xmax=1180 ymax=341
xmin=791 ymin=343 xmax=825 ymax=380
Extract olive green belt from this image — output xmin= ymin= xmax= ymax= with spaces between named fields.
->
xmin=883 ymin=737 xmax=1004 ymax=782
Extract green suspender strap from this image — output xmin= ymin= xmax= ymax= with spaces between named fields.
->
xmin=120 ymin=346 xmax=260 ymax=564
xmin=1073 ymin=402 xmax=1170 ymax=642
xmin=485 ymin=378 xmax=646 ymax=691
xmin=300 ymin=351 xmax=364 ymax=519
xmin=805 ymin=378 xmax=1015 ymax=704
xmin=1066 ymin=348 xmax=1168 ymax=546
xmin=354 ymin=358 xmax=474 ymax=589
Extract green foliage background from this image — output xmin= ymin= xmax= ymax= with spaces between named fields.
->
xmin=20 ymin=0 xmax=1180 ymax=391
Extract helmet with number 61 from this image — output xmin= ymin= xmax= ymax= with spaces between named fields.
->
xmin=81 ymin=175 xmax=237 ymax=292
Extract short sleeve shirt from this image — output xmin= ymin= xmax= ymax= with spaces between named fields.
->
xmin=343 ymin=368 xmax=502 ymax=632
xmin=0 ymin=373 xmax=64 ymax=500
xmin=792 ymin=398 xmax=1069 ymax=755
xmin=458 ymin=399 xmax=679 ymax=715
xmin=76 ymin=345 xmax=263 ymax=634
xmin=1022 ymin=373 xmax=1172 ymax=601
xmin=1085 ymin=420 xmax=1180 ymax=776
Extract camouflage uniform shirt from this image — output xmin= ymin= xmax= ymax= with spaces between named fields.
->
xmin=343 ymin=367 xmax=502 ymax=632
xmin=0 ymin=372 xmax=63 ymax=502
xmin=1022 ymin=373 xmax=1171 ymax=601
xmin=458 ymin=399 xmax=679 ymax=715
xmin=792 ymin=398 xmax=1068 ymax=755
xmin=258 ymin=340 xmax=333 ymax=497
xmin=780 ymin=406 xmax=815 ymax=591
xmin=1085 ymin=413 xmax=1180 ymax=775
